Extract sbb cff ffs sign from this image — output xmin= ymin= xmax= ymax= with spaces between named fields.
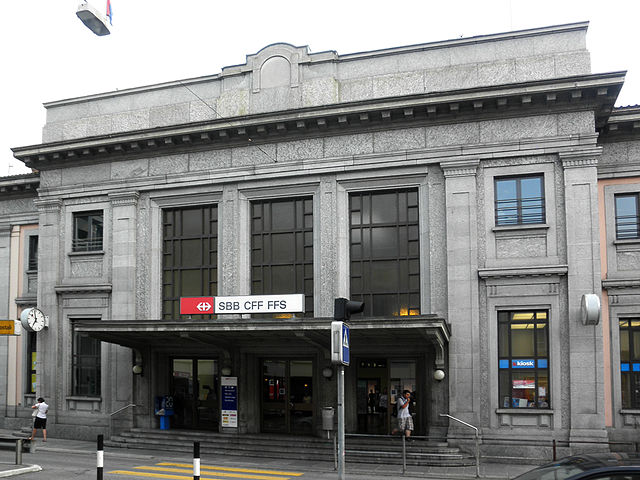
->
xmin=180 ymin=297 xmax=214 ymax=315
xmin=180 ymin=294 xmax=305 ymax=315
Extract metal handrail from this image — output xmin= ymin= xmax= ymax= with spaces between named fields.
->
xmin=440 ymin=413 xmax=480 ymax=478
xmin=109 ymin=404 xmax=139 ymax=440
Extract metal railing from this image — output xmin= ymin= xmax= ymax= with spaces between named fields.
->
xmin=108 ymin=403 xmax=139 ymax=440
xmin=440 ymin=413 xmax=480 ymax=478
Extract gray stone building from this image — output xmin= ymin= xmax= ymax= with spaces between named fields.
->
xmin=1 ymin=21 xmax=639 ymax=457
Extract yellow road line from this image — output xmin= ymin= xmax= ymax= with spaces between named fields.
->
xmin=108 ymin=471 xmax=219 ymax=480
xmin=135 ymin=465 xmax=290 ymax=480
xmin=157 ymin=463 xmax=303 ymax=476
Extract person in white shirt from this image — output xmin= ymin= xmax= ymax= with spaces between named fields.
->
xmin=29 ymin=397 xmax=48 ymax=442
xmin=391 ymin=390 xmax=413 ymax=440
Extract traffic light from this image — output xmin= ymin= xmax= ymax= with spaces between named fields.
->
xmin=334 ymin=297 xmax=365 ymax=320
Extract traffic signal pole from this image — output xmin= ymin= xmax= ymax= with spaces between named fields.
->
xmin=337 ymin=363 xmax=345 ymax=480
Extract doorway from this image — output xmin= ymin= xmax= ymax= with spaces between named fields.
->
xmin=357 ymin=359 xmax=417 ymax=434
xmin=261 ymin=359 xmax=313 ymax=434
xmin=171 ymin=358 xmax=219 ymax=430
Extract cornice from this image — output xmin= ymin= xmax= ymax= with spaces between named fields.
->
xmin=33 ymin=198 xmax=62 ymax=213
xmin=12 ymin=72 xmax=624 ymax=172
xmin=559 ymin=147 xmax=602 ymax=168
xmin=441 ymin=158 xmax=480 ymax=177
xmin=602 ymin=279 xmax=640 ymax=291
xmin=478 ymin=264 xmax=569 ymax=279
xmin=108 ymin=191 xmax=140 ymax=206
xmin=54 ymin=284 xmax=112 ymax=295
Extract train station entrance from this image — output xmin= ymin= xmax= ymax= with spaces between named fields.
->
xmin=261 ymin=359 xmax=314 ymax=435
xmin=171 ymin=358 xmax=219 ymax=430
xmin=357 ymin=359 xmax=417 ymax=435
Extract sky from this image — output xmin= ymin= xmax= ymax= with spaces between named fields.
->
xmin=1 ymin=0 xmax=638 ymax=176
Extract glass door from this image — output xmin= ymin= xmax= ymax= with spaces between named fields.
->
xmin=262 ymin=359 xmax=313 ymax=434
xmin=390 ymin=361 xmax=417 ymax=433
xmin=171 ymin=358 xmax=219 ymax=430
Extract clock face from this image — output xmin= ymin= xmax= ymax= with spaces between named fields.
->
xmin=21 ymin=308 xmax=46 ymax=332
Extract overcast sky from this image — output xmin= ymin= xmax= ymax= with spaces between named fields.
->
xmin=1 ymin=0 xmax=638 ymax=176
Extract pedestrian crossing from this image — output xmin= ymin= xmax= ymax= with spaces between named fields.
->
xmin=108 ymin=461 xmax=305 ymax=479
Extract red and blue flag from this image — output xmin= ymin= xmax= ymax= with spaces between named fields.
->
xmin=106 ymin=0 xmax=112 ymax=25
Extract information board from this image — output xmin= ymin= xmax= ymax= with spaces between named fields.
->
xmin=221 ymin=376 xmax=238 ymax=428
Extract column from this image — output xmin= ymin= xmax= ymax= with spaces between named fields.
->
xmin=560 ymin=150 xmax=608 ymax=447
xmin=442 ymin=159 xmax=481 ymax=423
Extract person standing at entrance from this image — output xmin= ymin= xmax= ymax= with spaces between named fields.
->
xmin=391 ymin=390 xmax=413 ymax=440
xmin=29 ymin=397 xmax=48 ymax=442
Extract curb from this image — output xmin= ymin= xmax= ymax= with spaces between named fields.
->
xmin=0 ymin=464 xmax=42 ymax=478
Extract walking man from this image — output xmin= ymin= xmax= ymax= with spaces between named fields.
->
xmin=391 ymin=390 xmax=413 ymax=440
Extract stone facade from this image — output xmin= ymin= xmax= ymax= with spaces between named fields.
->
xmin=1 ymin=22 xmax=638 ymax=459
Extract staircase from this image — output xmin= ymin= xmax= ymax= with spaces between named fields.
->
xmin=106 ymin=429 xmax=476 ymax=467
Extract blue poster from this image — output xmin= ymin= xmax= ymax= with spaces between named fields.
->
xmin=221 ymin=376 xmax=238 ymax=427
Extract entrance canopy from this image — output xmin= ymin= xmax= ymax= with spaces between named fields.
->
xmin=74 ymin=316 xmax=450 ymax=365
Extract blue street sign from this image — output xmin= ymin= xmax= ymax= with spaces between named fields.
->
xmin=341 ymin=323 xmax=350 ymax=366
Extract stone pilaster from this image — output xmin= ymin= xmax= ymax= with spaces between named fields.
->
xmin=108 ymin=192 xmax=139 ymax=320
xmin=560 ymin=149 xmax=608 ymax=448
xmin=442 ymin=158 xmax=480 ymax=423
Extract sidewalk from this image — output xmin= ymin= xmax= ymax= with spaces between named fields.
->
xmin=0 ymin=432 xmax=536 ymax=479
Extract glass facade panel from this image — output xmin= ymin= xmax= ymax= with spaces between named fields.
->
xmin=251 ymin=197 xmax=313 ymax=317
xmin=350 ymin=189 xmax=420 ymax=317
xmin=498 ymin=310 xmax=550 ymax=408
xmin=162 ymin=205 xmax=218 ymax=320
xmin=72 ymin=330 xmax=101 ymax=396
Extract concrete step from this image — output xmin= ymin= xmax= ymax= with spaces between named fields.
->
xmin=105 ymin=429 xmax=476 ymax=467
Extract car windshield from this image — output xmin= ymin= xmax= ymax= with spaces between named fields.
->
xmin=515 ymin=463 xmax=588 ymax=480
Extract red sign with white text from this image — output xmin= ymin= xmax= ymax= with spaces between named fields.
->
xmin=180 ymin=297 xmax=214 ymax=315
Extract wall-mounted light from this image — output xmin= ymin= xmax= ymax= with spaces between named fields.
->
xmin=221 ymin=366 xmax=232 ymax=376
xmin=132 ymin=364 xmax=143 ymax=375
xmin=433 ymin=369 xmax=445 ymax=381
xmin=322 ymin=367 xmax=333 ymax=379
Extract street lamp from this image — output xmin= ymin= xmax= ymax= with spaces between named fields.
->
xmin=76 ymin=2 xmax=111 ymax=36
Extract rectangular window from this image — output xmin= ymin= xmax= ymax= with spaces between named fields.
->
xmin=28 ymin=235 xmax=38 ymax=271
xmin=72 ymin=331 xmax=101 ymax=396
xmin=615 ymin=194 xmax=640 ymax=239
xmin=162 ymin=205 xmax=218 ymax=320
xmin=251 ymin=197 xmax=313 ymax=317
xmin=73 ymin=211 xmax=104 ymax=252
xmin=349 ymin=189 xmax=420 ymax=317
xmin=620 ymin=318 xmax=640 ymax=409
xmin=27 ymin=332 xmax=37 ymax=394
xmin=495 ymin=175 xmax=545 ymax=226
xmin=498 ymin=310 xmax=550 ymax=408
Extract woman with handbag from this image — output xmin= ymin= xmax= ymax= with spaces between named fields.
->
xmin=29 ymin=397 xmax=48 ymax=442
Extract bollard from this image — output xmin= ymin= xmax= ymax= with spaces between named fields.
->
xmin=97 ymin=434 xmax=104 ymax=480
xmin=401 ymin=435 xmax=406 ymax=474
xmin=193 ymin=441 xmax=200 ymax=480
xmin=15 ymin=439 xmax=23 ymax=465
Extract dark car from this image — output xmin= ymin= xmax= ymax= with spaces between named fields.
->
xmin=514 ymin=453 xmax=640 ymax=480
